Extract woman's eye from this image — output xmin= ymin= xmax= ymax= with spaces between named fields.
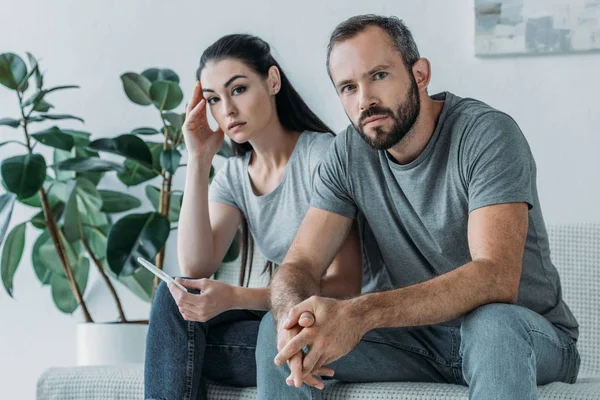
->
xmin=232 ymin=86 xmax=246 ymax=95
xmin=207 ymin=97 xmax=219 ymax=105
xmin=374 ymin=72 xmax=388 ymax=80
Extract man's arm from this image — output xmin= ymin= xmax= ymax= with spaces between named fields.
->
xmin=270 ymin=207 xmax=354 ymax=324
xmin=357 ymin=202 xmax=527 ymax=330
xmin=275 ymin=202 xmax=529 ymax=375
xmin=320 ymin=221 xmax=362 ymax=299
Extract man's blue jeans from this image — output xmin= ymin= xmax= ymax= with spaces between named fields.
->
xmin=256 ymin=303 xmax=580 ymax=399
xmin=144 ymin=281 xmax=266 ymax=400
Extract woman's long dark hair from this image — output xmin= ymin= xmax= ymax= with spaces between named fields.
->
xmin=197 ymin=34 xmax=334 ymax=286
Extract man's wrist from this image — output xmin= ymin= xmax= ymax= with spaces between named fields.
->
xmin=343 ymin=296 xmax=376 ymax=336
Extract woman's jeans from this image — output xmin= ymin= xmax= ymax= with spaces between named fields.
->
xmin=144 ymin=281 xmax=266 ymax=400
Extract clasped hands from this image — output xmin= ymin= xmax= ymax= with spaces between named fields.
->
xmin=274 ymin=296 xmax=366 ymax=390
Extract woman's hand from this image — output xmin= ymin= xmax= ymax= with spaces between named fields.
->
xmin=168 ymin=278 xmax=235 ymax=322
xmin=182 ymin=81 xmax=225 ymax=160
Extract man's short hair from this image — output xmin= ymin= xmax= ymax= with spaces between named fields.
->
xmin=326 ymin=14 xmax=421 ymax=75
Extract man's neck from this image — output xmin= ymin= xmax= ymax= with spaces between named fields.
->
xmin=386 ymin=97 xmax=445 ymax=165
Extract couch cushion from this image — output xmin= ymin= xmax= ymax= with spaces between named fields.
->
xmin=37 ymin=364 xmax=600 ymax=400
xmin=548 ymin=223 xmax=600 ymax=377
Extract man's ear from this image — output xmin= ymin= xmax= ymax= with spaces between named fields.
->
xmin=411 ymin=58 xmax=432 ymax=92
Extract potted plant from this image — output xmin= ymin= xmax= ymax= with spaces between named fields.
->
xmin=0 ymin=52 xmax=239 ymax=365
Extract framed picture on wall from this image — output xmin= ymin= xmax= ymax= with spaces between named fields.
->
xmin=475 ymin=0 xmax=600 ymax=56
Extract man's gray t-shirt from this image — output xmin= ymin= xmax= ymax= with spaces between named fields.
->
xmin=209 ymin=131 xmax=387 ymax=293
xmin=311 ymin=92 xmax=578 ymax=339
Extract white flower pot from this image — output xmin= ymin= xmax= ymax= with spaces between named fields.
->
xmin=76 ymin=321 xmax=149 ymax=366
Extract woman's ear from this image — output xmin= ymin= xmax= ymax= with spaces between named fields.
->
xmin=267 ymin=65 xmax=281 ymax=95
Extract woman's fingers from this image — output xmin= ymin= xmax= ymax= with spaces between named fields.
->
xmin=186 ymin=81 xmax=203 ymax=114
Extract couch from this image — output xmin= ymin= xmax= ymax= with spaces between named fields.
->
xmin=37 ymin=223 xmax=600 ymax=399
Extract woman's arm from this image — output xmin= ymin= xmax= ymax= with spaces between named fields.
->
xmin=177 ymin=155 xmax=242 ymax=278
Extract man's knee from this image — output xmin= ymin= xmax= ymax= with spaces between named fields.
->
xmin=257 ymin=311 xmax=278 ymax=355
xmin=460 ymin=303 xmax=532 ymax=357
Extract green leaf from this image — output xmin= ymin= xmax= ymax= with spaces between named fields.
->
xmin=0 ymin=193 xmax=17 ymax=245
xmin=55 ymin=157 xmax=126 ymax=173
xmin=159 ymin=148 xmax=181 ymax=174
xmin=218 ymin=140 xmax=234 ymax=158
xmin=0 ymin=53 xmax=27 ymax=90
xmin=150 ymin=81 xmax=183 ymax=111
xmin=1 ymin=154 xmax=46 ymax=199
xmin=33 ymin=99 xmax=53 ymax=112
xmin=142 ymin=68 xmax=179 ymax=84
xmin=26 ymin=53 xmax=43 ymax=89
xmin=63 ymin=178 xmax=107 ymax=242
xmin=31 ymin=126 xmax=75 ymax=151
xmin=39 ymin=226 xmax=78 ymax=276
xmin=30 ymin=201 xmax=65 ymax=229
xmin=145 ymin=185 xmax=183 ymax=222
xmin=223 ymin=230 xmax=241 ymax=262
xmin=98 ymin=190 xmax=141 ymax=213
xmin=50 ymin=257 xmax=89 ymax=314
xmin=89 ymin=134 xmax=153 ymax=166
xmin=45 ymin=85 xmax=79 ymax=94
xmin=116 ymin=141 xmax=162 ymax=186
xmin=131 ymin=127 xmax=159 ymax=136
xmin=32 ymin=229 xmax=52 ymax=285
xmin=1 ymin=223 xmax=26 ymax=297
xmin=22 ymin=90 xmax=46 ymax=108
xmin=117 ymin=265 xmax=154 ymax=302
xmin=28 ymin=114 xmax=84 ymax=124
xmin=121 ymin=72 xmax=152 ymax=106
xmin=17 ymin=178 xmax=66 ymax=208
xmin=106 ymin=212 xmax=170 ymax=276
xmin=164 ymin=112 xmax=184 ymax=133
xmin=0 ymin=118 xmax=20 ymax=128
xmin=84 ymin=226 xmax=107 ymax=259
xmin=62 ymin=129 xmax=91 ymax=142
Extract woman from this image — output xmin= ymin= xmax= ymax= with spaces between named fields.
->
xmin=144 ymin=34 xmax=364 ymax=400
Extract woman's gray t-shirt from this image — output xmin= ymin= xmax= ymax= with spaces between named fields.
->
xmin=209 ymin=131 xmax=333 ymax=265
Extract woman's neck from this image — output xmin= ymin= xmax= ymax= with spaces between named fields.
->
xmin=248 ymin=118 xmax=302 ymax=171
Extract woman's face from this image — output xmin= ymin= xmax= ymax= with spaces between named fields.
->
xmin=200 ymin=59 xmax=278 ymax=144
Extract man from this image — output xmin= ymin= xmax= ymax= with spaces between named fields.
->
xmin=256 ymin=14 xmax=580 ymax=400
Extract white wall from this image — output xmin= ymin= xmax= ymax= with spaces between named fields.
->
xmin=1 ymin=0 xmax=598 ymax=398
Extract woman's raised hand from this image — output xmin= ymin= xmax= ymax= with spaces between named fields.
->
xmin=182 ymin=81 xmax=225 ymax=159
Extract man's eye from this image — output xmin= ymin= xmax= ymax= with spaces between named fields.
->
xmin=374 ymin=72 xmax=387 ymax=80
xmin=232 ymin=86 xmax=246 ymax=95
xmin=341 ymin=85 xmax=356 ymax=94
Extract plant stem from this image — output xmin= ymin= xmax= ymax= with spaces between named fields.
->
xmin=18 ymin=91 xmax=93 ymax=323
xmin=41 ymin=189 xmax=93 ymax=322
xmin=82 ymin=236 xmax=127 ymax=322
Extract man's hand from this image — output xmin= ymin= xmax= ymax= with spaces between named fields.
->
xmin=277 ymin=312 xmax=334 ymax=390
xmin=275 ymin=296 xmax=367 ymax=382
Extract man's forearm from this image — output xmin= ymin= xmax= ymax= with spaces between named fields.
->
xmin=270 ymin=262 xmax=321 ymax=324
xmin=351 ymin=259 xmax=518 ymax=333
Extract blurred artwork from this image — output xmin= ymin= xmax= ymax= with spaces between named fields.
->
xmin=475 ymin=0 xmax=600 ymax=55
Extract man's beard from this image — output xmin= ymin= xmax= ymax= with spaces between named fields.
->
xmin=353 ymin=76 xmax=420 ymax=150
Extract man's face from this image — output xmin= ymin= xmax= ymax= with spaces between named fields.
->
xmin=329 ymin=26 xmax=421 ymax=150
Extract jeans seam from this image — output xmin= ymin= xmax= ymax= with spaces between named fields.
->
xmin=206 ymin=344 xmax=257 ymax=350
xmin=527 ymin=328 xmax=572 ymax=349
xmin=362 ymin=336 xmax=450 ymax=366
xmin=184 ymin=321 xmax=196 ymax=400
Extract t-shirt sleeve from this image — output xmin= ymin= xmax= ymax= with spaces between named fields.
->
xmin=310 ymin=130 xmax=358 ymax=219
xmin=307 ymin=133 xmax=334 ymax=190
xmin=462 ymin=111 xmax=535 ymax=213
xmin=208 ymin=159 xmax=239 ymax=209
